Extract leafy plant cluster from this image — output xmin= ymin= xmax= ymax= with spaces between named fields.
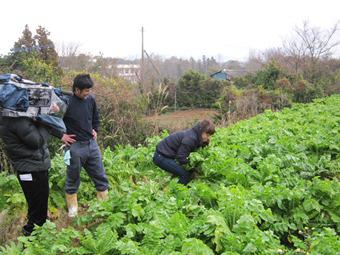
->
xmin=0 ymin=95 xmax=339 ymax=254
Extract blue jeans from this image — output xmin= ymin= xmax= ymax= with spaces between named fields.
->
xmin=65 ymin=139 xmax=109 ymax=194
xmin=153 ymin=152 xmax=192 ymax=185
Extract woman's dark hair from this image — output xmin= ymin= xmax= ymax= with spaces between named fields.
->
xmin=200 ymin=119 xmax=215 ymax=135
xmin=73 ymin=74 xmax=94 ymax=92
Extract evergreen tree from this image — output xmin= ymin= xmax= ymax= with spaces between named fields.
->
xmin=34 ymin=26 xmax=59 ymax=68
xmin=13 ymin=24 xmax=36 ymax=53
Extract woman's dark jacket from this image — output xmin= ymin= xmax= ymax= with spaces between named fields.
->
xmin=156 ymin=123 xmax=203 ymax=165
xmin=0 ymin=117 xmax=50 ymax=172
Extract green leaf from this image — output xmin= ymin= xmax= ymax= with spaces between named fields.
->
xmin=182 ymin=238 xmax=214 ymax=255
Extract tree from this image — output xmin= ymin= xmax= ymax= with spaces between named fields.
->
xmin=34 ymin=26 xmax=59 ymax=68
xmin=57 ymin=42 xmax=79 ymax=57
xmin=177 ymin=70 xmax=225 ymax=108
xmin=13 ymin=24 xmax=36 ymax=53
xmin=177 ymin=70 xmax=207 ymax=108
xmin=252 ymin=61 xmax=283 ymax=90
xmin=296 ymin=21 xmax=340 ymax=61
xmin=8 ymin=25 xmax=37 ymax=71
xmin=284 ymin=21 xmax=340 ymax=82
xmin=57 ymin=42 xmax=80 ymax=70
xmin=8 ymin=25 xmax=61 ymax=76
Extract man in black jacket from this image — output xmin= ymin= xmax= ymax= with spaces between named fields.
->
xmin=59 ymin=74 xmax=109 ymax=217
xmin=0 ymin=116 xmax=53 ymax=236
xmin=153 ymin=119 xmax=215 ymax=185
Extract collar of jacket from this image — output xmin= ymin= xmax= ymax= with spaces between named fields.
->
xmin=73 ymin=94 xmax=83 ymax=101
xmin=192 ymin=123 xmax=203 ymax=146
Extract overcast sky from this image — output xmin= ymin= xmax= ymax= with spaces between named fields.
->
xmin=1 ymin=0 xmax=339 ymax=61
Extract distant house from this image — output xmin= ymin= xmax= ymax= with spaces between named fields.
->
xmin=210 ymin=69 xmax=231 ymax=81
xmin=116 ymin=64 xmax=140 ymax=83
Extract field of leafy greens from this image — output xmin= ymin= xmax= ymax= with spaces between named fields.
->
xmin=0 ymin=95 xmax=339 ymax=255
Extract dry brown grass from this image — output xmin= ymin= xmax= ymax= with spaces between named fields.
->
xmin=145 ymin=108 xmax=218 ymax=132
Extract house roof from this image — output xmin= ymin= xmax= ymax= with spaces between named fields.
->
xmin=210 ymin=69 xmax=231 ymax=80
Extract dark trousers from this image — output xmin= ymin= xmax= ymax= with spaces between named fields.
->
xmin=17 ymin=171 xmax=49 ymax=235
xmin=65 ymin=139 xmax=109 ymax=194
xmin=153 ymin=152 xmax=192 ymax=185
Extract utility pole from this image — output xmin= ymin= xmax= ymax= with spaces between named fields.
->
xmin=140 ymin=26 xmax=145 ymax=94
xmin=174 ymin=83 xmax=177 ymax=111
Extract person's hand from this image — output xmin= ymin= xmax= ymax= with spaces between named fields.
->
xmin=190 ymin=168 xmax=200 ymax=179
xmin=92 ymin=129 xmax=97 ymax=140
xmin=61 ymin=134 xmax=76 ymax=145
xmin=202 ymin=139 xmax=210 ymax=147
xmin=50 ymin=103 xmax=60 ymax=113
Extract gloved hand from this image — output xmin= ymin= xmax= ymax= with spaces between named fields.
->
xmin=190 ymin=168 xmax=200 ymax=179
xmin=64 ymin=149 xmax=71 ymax=166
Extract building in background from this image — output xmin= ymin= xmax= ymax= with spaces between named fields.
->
xmin=210 ymin=69 xmax=231 ymax=81
xmin=116 ymin=64 xmax=140 ymax=83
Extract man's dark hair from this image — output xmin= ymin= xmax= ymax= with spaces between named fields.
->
xmin=73 ymin=74 xmax=94 ymax=92
xmin=200 ymin=119 xmax=215 ymax=135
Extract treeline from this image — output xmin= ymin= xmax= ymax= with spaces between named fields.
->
xmin=59 ymin=53 xmax=225 ymax=80
xmin=164 ymin=21 xmax=340 ymax=124
xmin=58 ymin=22 xmax=340 ymax=118
xmin=172 ymin=56 xmax=340 ymax=125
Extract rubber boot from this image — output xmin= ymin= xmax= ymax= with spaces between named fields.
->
xmin=66 ymin=193 xmax=78 ymax=217
xmin=96 ymin=190 xmax=108 ymax=201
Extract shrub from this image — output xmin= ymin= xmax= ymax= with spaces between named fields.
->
xmin=177 ymin=70 xmax=226 ymax=108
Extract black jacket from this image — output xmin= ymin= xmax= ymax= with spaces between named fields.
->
xmin=156 ymin=123 xmax=203 ymax=165
xmin=0 ymin=117 xmax=51 ymax=173
xmin=62 ymin=94 xmax=100 ymax=141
